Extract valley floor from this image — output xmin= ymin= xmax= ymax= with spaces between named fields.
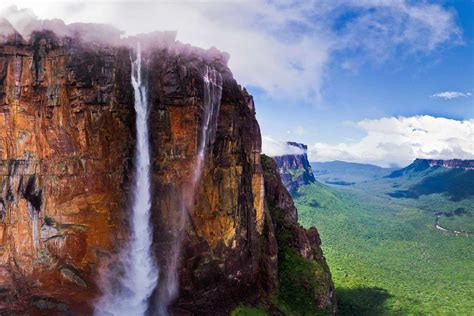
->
xmin=294 ymin=182 xmax=474 ymax=315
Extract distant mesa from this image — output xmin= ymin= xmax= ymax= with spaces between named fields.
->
xmin=386 ymin=158 xmax=474 ymax=201
xmin=426 ymin=159 xmax=474 ymax=170
xmin=272 ymin=142 xmax=316 ymax=194
xmin=387 ymin=158 xmax=474 ymax=178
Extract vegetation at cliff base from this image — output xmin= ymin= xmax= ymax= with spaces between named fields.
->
xmin=274 ymin=240 xmax=332 ymax=316
xmin=294 ymin=181 xmax=474 ymax=315
xmin=231 ymin=306 xmax=269 ymax=316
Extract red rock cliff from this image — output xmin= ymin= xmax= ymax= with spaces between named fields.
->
xmin=0 ymin=29 xmax=135 ymax=314
xmin=0 ymin=25 xmax=334 ymax=315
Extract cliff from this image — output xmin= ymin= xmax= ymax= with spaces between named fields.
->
xmin=261 ymin=155 xmax=336 ymax=314
xmin=425 ymin=159 xmax=474 ymax=170
xmin=0 ymin=24 xmax=334 ymax=315
xmin=273 ymin=142 xmax=316 ymax=194
xmin=388 ymin=159 xmax=474 ymax=178
xmin=0 ymin=28 xmax=135 ymax=314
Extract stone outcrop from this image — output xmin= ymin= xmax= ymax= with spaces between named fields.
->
xmin=273 ymin=142 xmax=316 ymax=194
xmin=0 ymin=23 xmax=334 ymax=315
xmin=261 ymin=155 xmax=336 ymax=314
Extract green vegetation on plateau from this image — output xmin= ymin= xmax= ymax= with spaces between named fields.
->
xmin=294 ymin=181 xmax=474 ymax=314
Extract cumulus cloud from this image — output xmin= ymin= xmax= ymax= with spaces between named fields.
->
xmin=307 ymin=116 xmax=474 ymax=167
xmin=431 ymin=91 xmax=472 ymax=99
xmin=262 ymin=136 xmax=306 ymax=157
xmin=0 ymin=0 xmax=462 ymax=101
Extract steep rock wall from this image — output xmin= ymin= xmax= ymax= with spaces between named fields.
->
xmin=142 ymin=44 xmax=269 ymax=314
xmin=0 ymin=31 xmax=134 ymax=314
xmin=0 ymin=29 xmax=271 ymax=315
xmin=0 ymin=27 xmax=333 ymax=315
xmin=262 ymin=155 xmax=336 ymax=314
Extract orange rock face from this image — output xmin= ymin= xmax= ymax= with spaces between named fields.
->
xmin=0 ymin=31 xmax=134 ymax=314
xmin=0 ymin=30 xmax=269 ymax=314
xmin=0 ymin=28 xmax=334 ymax=315
xmin=143 ymin=47 xmax=270 ymax=313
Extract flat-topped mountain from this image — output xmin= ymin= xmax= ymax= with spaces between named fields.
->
xmin=388 ymin=159 xmax=474 ymax=178
xmin=425 ymin=159 xmax=474 ymax=170
xmin=272 ymin=142 xmax=316 ymax=194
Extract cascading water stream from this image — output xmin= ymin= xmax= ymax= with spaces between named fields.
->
xmin=157 ymin=66 xmax=223 ymax=315
xmin=95 ymin=43 xmax=158 ymax=316
xmin=193 ymin=66 xmax=223 ymax=185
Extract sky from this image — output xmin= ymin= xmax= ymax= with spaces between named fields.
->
xmin=1 ymin=0 xmax=473 ymax=167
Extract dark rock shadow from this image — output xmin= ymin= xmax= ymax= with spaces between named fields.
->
xmin=336 ymin=287 xmax=399 ymax=315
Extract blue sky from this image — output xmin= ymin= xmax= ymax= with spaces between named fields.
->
xmin=254 ymin=0 xmax=473 ymax=166
xmin=1 ymin=0 xmax=473 ymax=167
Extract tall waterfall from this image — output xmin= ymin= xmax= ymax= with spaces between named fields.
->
xmin=193 ymin=66 xmax=223 ymax=185
xmin=95 ymin=43 xmax=158 ymax=316
xmin=157 ymin=66 xmax=223 ymax=315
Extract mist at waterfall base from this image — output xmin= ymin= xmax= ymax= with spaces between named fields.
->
xmin=94 ymin=44 xmax=158 ymax=316
xmin=155 ymin=66 xmax=223 ymax=315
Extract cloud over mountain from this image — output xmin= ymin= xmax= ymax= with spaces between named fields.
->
xmin=262 ymin=136 xmax=306 ymax=157
xmin=306 ymin=116 xmax=474 ymax=167
xmin=0 ymin=0 xmax=461 ymax=102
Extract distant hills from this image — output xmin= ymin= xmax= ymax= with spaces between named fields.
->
xmin=311 ymin=159 xmax=474 ymax=201
xmin=387 ymin=158 xmax=474 ymax=178
xmin=294 ymin=159 xmax=474 ymax=315
xmin=311 ymin=160 xmax=395 ymax=184
xmin=385 ymin=159 xmax=474 ymax=201
xmin=274 ymin=154 xmax=473 ymax=313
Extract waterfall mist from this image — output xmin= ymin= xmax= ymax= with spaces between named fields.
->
xmin=94 ymin=43 xmax=158 ymax=316
xmin=156 ymin=66 xmax=223 ymax=315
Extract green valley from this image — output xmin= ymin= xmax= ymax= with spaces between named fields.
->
xmin=294 ymin=161 xmax=474 ymax=315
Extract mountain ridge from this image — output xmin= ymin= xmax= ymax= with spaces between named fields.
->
xmin=388 ymin=158 xmax=474 ymax=178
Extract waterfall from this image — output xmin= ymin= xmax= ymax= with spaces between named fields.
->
xmin=193 ymin=66 xmax=223 ymax=185
xmin=157 ymin=66 xmax=223 ymax=315
xmin=95 ymin=43 xmax=158 ymax=316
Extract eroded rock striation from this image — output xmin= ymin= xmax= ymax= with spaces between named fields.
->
xmin=0 ymin=28 xmax=135 ymax=314
xmin=0 ymin=23 xmax=334 ymax=315
xmin=273 ymin=142 xmax=316 ymax=194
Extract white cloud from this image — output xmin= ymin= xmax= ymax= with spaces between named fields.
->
xmin=0 ymin=0 xmax=462 ymax=102
xmin=308 ymin=116 xmax=474 ymax=167
xmin=284 ymin=126 xmax=306 ymax=136
xmin=431 ymin=91 xmax=472 ymax=99
xmin=262 ymin=136 xmax=306 ymax=157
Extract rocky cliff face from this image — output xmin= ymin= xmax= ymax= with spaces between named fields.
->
xmin=425 ymin=159 xmax=474 ymax=170
xmin=273 ymin=142 xmax=316 ymax=194
xmin=261 ymin=155 xmax=336 ymax=314
xmin=0 ymin=23 xmax=334 ymax=315
xmin=0 ymin=28 xmax=135 ymax=314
